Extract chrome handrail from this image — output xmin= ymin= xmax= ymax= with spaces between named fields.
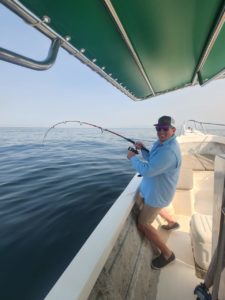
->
xmin=180 ymin=119 xmax=225 ymax=135
xmin=1 ymin=0 xmax=138 ymax=100
xmin=0 ymin=38 xmax=61 ymax=70
xmin=188 ymin=120 xmax=225 ymax=127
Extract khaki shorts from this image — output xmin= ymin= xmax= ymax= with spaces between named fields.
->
xmin=134 ymin=192 xmax=161 ymax=226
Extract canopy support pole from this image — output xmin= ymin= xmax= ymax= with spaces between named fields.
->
xmin=191 ymin=4 xmax=225 ymax=85
xmin=103 ymin=0 xmax=155 ymax=96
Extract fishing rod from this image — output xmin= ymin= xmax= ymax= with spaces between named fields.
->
xmin=42 ymin=120 xmax=150 ymax=153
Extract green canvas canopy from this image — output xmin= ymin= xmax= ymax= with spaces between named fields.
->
xmin=1 ymin=0 xmax=225 ymax=100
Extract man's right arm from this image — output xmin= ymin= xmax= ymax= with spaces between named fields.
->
xmin=135 ymin=142 xmax=149 ymax=160
xmin=130 ymin=148 xmax=175 ymax=177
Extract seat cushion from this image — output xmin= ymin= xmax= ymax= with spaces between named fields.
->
xmin=190 ymin=213 xmax=212 ymax=270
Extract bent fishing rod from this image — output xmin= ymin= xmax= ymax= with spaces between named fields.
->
xmin=42 ymin=120 xmax=149 ymax=153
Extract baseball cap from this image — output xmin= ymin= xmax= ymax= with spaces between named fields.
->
xmin=154 ymin=116 xmax=175 ymax=127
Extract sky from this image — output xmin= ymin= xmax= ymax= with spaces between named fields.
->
xmin=1 ymin=4 xmax=225 ymax=129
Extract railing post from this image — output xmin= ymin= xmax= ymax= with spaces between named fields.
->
xmin=211 ymin=204 xmax=225 ymax=300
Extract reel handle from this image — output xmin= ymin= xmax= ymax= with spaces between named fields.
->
xmin=128 ymin=146 xmax=139 ymax=154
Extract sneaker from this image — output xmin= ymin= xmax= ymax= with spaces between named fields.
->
xmin=151 ymin=252 xmax=175 ymax=270
xmin=161 ymin=222 xmax=180 ymax=230
xmin=194 ymin=283 xmax=212 ymax=300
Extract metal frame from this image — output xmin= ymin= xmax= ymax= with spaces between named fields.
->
xmin=1 ymin=0 xmax=140 ymax=100
xmin=0 ymin=0 xmax=199 ymax=100
xmin=103 ymin=0 xmax=155 ymax=96
xmin=191 ymin=3 xmax=225 ymax=85
xmin=2 ymin=0 xmax=225 ymax=99
xmin=198 ymin=65 xmax=225 ymax=86
xmin=0 ymin=38 xmax=61 ymax=70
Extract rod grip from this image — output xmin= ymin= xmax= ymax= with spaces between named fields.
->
xmin=141 ymin=146 xmax=149 ymax=153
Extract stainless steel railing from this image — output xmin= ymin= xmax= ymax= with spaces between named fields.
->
xmin=180 ymin=120 xmax=225 ymax=135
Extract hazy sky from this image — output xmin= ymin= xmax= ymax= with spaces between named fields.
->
xmin=1 ymin=4 xmax=225 ymax=128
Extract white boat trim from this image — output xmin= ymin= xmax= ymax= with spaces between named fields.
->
xmin=44 ymin=175 xmax=141 ymax=300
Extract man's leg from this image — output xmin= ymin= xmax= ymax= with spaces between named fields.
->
xmin=138 ymin=204 xmax=175 ymax=269
xmin=138 ymin=222 xmax=173 ymax=259
xmin=133 ymin=191 xmax=144 ymax=216
xmin=160 ymin=208 xmax=175 ymax=224
xmin=159 ymin=208 xmax=180 ymax=230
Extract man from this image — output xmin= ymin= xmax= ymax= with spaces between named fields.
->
xmin=127 ymin=116 xmax=181 ymax=269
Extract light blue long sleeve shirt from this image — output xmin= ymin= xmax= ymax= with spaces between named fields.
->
xmin=130 ymin=135 xmax=181 ymax=208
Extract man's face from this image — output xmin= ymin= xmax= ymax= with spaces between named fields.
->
xmin=155 ymin=125 xmax=176 ymax=143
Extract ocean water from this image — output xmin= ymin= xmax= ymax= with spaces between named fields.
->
xmin=0 ymin=127 xmax=155 ymax=300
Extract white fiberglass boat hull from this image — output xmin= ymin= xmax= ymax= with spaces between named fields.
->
xmin=45 ymin=131 xmax=225 ymax=300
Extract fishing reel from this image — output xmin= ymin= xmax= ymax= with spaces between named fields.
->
xmin=128 ymin=146 xmax=139 ymax=154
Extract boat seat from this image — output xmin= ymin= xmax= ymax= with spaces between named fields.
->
xmin=182 ymin=154 xmax=214 ymax=171
xmin=176 ymin=168 xmax=193 ymax=190
xmin=170 ymin=168 xmax=193 ymax=215
xmin=190 ymin=213 xmax=212 ymax=270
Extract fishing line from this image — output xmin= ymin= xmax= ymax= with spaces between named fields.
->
xmin=42 ymin=120 xmax=150 ymax=152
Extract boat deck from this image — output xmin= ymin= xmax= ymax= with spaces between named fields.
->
xmin=155 ymin=154 xmax=214 ymax=300
xmin=155 ymin=216 xmax=200 ymax=300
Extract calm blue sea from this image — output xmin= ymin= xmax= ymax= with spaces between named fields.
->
xmin=0 ymin=127 xmax=155 ymax=300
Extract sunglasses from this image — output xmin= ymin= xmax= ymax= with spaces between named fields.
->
xmin=155 ymin=125 xmax=171 ymax=132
